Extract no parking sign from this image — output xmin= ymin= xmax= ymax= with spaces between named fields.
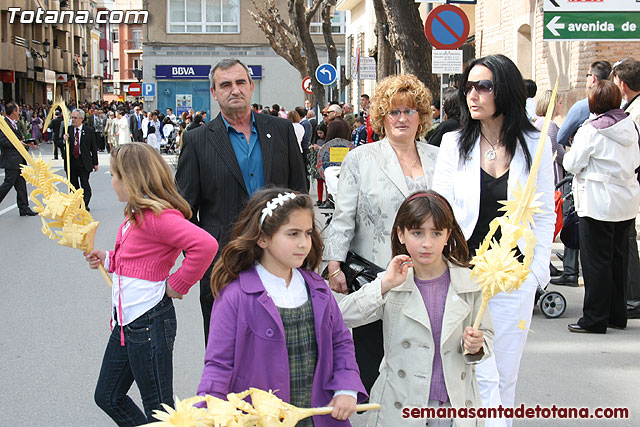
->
xmin=425 ymin=5 xmax=470 ymax=50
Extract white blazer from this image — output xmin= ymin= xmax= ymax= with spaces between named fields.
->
xmin=432 ymin=130 xmax=555 ymax=289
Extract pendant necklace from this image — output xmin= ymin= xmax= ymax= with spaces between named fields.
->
xmin=481 ymin=132 xmax=500 ymax=161
xmin=391 ymin=143 xmax=419 ymax=168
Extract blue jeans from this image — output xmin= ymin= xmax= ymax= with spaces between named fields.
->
xmin=94 ymin=295 xmax=176 ymax=426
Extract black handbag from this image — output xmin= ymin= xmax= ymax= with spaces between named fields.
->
xmin=560 ymin=210 xmax=580 ymax=250
xmin=323 ymin=251 xmax=385 ymax=293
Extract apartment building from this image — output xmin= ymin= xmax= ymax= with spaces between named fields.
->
xmin=143 ymin=0 xmax=345 ymax=117
xmin=102 ymin=0 xmax=143 ymax=102
xmin=0 ymin=0 xmax=105 ymax=105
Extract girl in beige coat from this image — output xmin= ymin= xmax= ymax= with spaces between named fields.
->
xmin=340 ymin=191 xmax=493 ymax=427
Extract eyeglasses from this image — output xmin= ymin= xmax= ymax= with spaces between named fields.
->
xmin=322 ymin=113 xmax=328 ymax=117
xmin=387 ymin=108 xmax=418 ymax=119
xmin=586 ymin=73 xmax=593 ymax=78
xmin=464 ymin=80 xmax=494 ymax=96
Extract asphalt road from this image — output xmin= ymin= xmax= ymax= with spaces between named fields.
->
xmin=1 ymin=145 xmax=639 ymax=426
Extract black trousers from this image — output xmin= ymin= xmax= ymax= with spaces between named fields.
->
xmin=626 ymin=222 xmax=640 ymax=303
xmin=53 ymin=139 xmax=64 ymax=159
xmin=96 ymin=133 xmax=105 ymax=151
xmin=199 ymin=263 xmax=216 ymax=346
xmin=0 ymin=168 xmax=29 ymax=212
xmin=561 ymin=180 xmax=580 ymax=275
xmin=578 ymin=216 xmax=632 ymax=331
xmin=69 ymin=158 xmax=92 ymax=207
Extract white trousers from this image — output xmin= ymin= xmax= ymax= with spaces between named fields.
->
xmin=475 ymin=281 xmax=537 ymax=427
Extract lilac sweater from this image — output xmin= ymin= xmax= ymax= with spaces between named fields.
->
xmin=414 ymin=269 xmax=450 ymax=402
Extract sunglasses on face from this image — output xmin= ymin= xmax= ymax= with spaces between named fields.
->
xmin=464 ymin=80 xmax=495 ymax=96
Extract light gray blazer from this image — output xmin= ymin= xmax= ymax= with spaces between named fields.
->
xmin=323 ymin=138 xmax=439 ymax=267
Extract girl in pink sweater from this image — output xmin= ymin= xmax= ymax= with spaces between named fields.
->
xmin=84 ymin=142 xmax=218 ymax=425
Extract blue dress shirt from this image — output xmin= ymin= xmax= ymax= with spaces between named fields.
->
xmin=222 ymin=113 xmax=265 ymax=196
xmin=557 ymin=98 xmax=590 ymax=147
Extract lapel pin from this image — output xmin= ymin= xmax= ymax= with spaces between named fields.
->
xmin=266 ymin=133 xmax=271 ymax=138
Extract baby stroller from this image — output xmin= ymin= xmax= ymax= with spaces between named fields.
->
xmin=161 ymin=124 xmax=178 ymax=155
xmin=534 ymin=175 xmax=574 ymax=319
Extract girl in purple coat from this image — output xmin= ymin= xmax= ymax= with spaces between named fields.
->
xmin=198 ymin=188 xmax=367 ymax=426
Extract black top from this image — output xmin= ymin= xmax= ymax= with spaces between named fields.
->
xmin=467 ymin=168 xmax=509 ymax=255
xmin=427 ymin=118 xmax=461 ymax=147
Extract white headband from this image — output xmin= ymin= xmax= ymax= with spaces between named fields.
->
xmin=260 ymin=192 xmax=297 ymax=226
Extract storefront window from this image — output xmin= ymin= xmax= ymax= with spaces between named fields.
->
xmin=168 ymin=0 xmax=239 ymax=33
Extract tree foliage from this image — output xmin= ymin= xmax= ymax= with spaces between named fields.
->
xmin=249 ymin=0 xmax=339 ymax=103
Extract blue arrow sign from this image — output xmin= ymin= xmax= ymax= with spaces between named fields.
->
xmin=315 ymin=63 xmax=337 ymax=85
xmin=142 ymin=82 xmax=156 ymax=97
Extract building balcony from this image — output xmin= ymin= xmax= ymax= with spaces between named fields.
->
xmin=123 ymin=40 xmax=143 ymax=53
xmin=50 ymin=47 xmax=63 ymax=73
xmin=0 ymin=42 xmax=15 ymax=71
xmin=63 ymin=50 xmax=73 ymax=74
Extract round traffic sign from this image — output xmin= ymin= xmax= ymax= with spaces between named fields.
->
xmin=424 ymin=5 xmax=470 ymax=50
xmin=128 ymin=82 xmax=142 ymax=96
xmin=302 ymin=76 xmax=313 ymax=94
xmin=315 ymin=63 xmax=337 ymax=86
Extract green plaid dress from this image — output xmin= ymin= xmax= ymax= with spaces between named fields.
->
xmin=277 ymin=287 xmax=317 ymax=427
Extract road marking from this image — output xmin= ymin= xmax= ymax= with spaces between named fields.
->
xmin=0 ymin=204 xmax=17 ymax=216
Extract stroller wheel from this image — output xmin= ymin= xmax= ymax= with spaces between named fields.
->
xmin=539 ymin=291 xmax=566 ymax=318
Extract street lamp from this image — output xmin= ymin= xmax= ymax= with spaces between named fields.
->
xmin=132 ymin=67 xmax=143 ymax=82
xmin=30 ymin=38 xmax=50 ymax=60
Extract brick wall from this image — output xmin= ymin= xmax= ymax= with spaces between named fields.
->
xmin=476 ymin=0 xmax=640 ymax=118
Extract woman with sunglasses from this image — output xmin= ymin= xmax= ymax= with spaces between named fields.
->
xmin=433 ymin=54 xmax=555 ymax=426
xmin=324 ymin=74 xmax=439 ymax=393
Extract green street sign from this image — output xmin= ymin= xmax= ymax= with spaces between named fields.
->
xmin=544 ymin=12 xmax=640 ymax=41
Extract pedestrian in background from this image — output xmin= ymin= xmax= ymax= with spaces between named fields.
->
xmin=565 ymin=80 xmax=640 ymax=334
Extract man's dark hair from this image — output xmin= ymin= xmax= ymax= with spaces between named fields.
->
xmin=295 ymin=106 xmax=307 ymax=118
xmin=194 ymin=113 xmax=203 ymax=124
xmin=590 ymin=61 xmax=612 ymax=81
xmin=613 ymin=59 xmax=640 ymax=92
xmin=5 ymin=102 xmax=18 ymax=116
xmin=524 ymin=79 xmax=537 ymax=98
xmin=361 ymin=94 xmax=370 ymax=100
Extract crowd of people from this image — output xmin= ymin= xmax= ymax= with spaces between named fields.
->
xmin=2 ymin=54 xmax=640 ymax=427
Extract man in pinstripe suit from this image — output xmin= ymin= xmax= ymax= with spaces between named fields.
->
xmin=176 ymin=58 xmax=307 ymax=343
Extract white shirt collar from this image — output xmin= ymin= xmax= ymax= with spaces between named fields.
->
xmin=255 ymin=262 xmax=308 ymax=308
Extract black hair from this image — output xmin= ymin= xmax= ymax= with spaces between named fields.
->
xmin=5 ymin=102 xmax=18 ymax=116
xmin=442 ymin=87 xmax=461 ymax=120
xmin=457 ymin=54 xmax=536 ymax=171
xmin=590 ymin=60 xmax=612 ymax=81
xmin=148 ymin=125 xmax=156 ymax=134
xmin=524 ymin=79 xmax=537 ymax=98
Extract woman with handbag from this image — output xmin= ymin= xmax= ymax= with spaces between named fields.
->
xmin=564 ymin=80 xmax=640 ymax=334
xmin=324 ymin=74 xmax=439 ymax=393
xmin=432 ymin=54 xmax=555 ymax=426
